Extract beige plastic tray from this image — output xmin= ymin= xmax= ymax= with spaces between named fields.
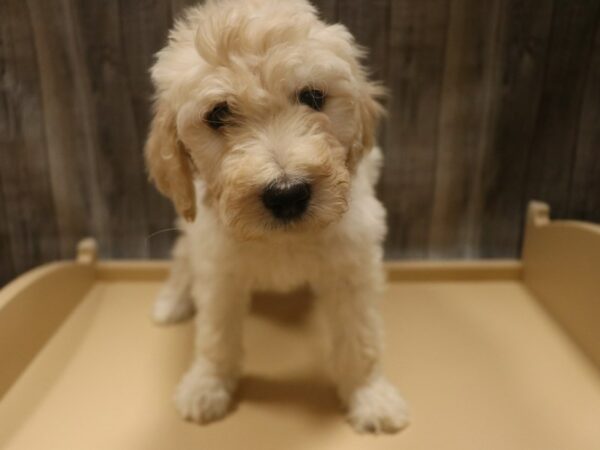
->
xmin=1 ymin=202 xmax=599 ymax=450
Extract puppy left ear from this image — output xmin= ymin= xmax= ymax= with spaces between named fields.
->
xmin=145 ymin=101 xmax=197 ymax=222
xmin=351 ymin=81 xmax=385 ymax=168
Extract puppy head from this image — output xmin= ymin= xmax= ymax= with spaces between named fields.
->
xmin=145 ymin=0 xmax=383 ymax=238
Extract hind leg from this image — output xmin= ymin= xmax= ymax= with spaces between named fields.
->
xmin=153 ymin=234 xmax=195 ymax=324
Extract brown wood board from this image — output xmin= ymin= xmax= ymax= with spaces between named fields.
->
xmin=1 ymin=1 xmax=600 ymax=284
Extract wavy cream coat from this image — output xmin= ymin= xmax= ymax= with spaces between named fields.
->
xmin=145 ymin=0 xmax=409 ymax=433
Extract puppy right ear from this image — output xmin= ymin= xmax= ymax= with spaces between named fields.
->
xmin=145 ymin=101 xmax=197 ymax=221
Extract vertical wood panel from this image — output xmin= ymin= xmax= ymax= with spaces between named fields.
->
xmin=310 ymin=0 xmax=337 ymax=23
xmin=568 ymin=18 xmax=600 ymax=223
xmin=74 ymin=0 xmax=153 ymax=258
xmin=60 ymin=0 xmax=114 ymax=255
xmin=170 ymin=0 xmax=200 ymax=21
xmin=117 ymin=0 xmax=178 ymax=257
xmin=381 ymin=0 xmax=450 ymax=258
xmin=26 ymin=0 xmax=98 ymax=258
xmin=336 ymin=0 xmax=390 ymax=81
xmin=524 ymin=1 xmax=600 ymax=219
xmin=0 ymin=0 xmax=61 ymax=279
xmin=479 ymin=0 xmax=555 ymax=257
xmin=1 ymin=0 xmax=600 ymax=285
xmin=429 ymin=0 xmax=505 ymax=258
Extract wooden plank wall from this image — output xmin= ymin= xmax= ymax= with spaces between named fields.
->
xmin=1 ymin=0 xmax=599 ymax=284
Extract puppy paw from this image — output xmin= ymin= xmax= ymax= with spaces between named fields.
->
xmin=174 ymin=370 xmax=234 ymax=424
xmin=152 ymin=287 xmax=194 ymax=324
xmin=347 ymin=377 xmax=410 ymax=434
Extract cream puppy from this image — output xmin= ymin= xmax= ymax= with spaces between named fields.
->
xmin=145 ymin=0 xmax=409 ymax=433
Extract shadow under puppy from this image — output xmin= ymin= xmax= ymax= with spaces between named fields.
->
xmin=145 ymin=0 xmax=409 ymax=434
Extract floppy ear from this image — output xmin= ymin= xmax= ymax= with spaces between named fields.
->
xmin=320 ymin=23 xmax=385 ymax=168
xmin=145 ymin=101 xmax=196 ymax=221
xmin=347 ymin=80 xmax=385 ymax=170
xmin=358 ymin=82 xmax=385 ymax=152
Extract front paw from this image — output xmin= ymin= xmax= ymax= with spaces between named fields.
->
xmin=174 ymin=369 xmax=235 ymax=424
xmin=347 ymin=377 xmax=410 ymax=434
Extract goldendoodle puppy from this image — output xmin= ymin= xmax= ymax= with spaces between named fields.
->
xmin=145 ymin=0 xmax=409 ymax=433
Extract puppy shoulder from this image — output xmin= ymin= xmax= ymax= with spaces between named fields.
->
xmin=324 ymin=170 xmax=387 ymax=255
xmin=358 ymin=146 xmax=383 ymax=188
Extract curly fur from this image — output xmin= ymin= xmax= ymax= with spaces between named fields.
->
xmin=146 ymin=0 xmax=409 ymax=433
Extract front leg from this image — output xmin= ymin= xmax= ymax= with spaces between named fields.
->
xmin=152 ymin=235 xmax=194 ymax=324
xmin=174 ymin=275 xmax=249 ymax=424
xmin=316 ymin=266 xmax=410 ymax=434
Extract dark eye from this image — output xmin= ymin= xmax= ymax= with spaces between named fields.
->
xmin=205 ymin=102 xmax=230 ymax=129
xmin=297 ymin=88 xmax=326 ymax=111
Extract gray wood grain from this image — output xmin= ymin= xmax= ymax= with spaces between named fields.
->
xmin=429 ymin=0 xmax=505 ymax=258
xmin=0 ymin=0 xmax=61 ymax=279
xmin=336 ymin=0 xmax=390 ymax=81
xmin=569 ymin=16 xmax=600 ymax=223
xmin=381 ymin=0 xmax=450 ymax=259
xmin=1 ymin=0 xmax=599 ymax=284
xmin=26 ymin=0 xmax=93 ymax=259
xmin=479 ymin=0 xmax=555 ymax=257
xmin=311 ymin=0 xmax=337 ymax=23
xmin=75 ymin=0 xmax=152 ymax=258
xmin=524 ymin=0 xmax=600 ymax=219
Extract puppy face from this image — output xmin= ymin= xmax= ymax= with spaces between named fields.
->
xmin=146 ymin=0 xmax=383 ymax=239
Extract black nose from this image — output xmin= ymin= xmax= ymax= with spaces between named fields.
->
xmin=262 ymin=182 xmax=311 ymax=221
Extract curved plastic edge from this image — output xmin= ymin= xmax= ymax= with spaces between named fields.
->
xmin=523 ymin=201 xmax=600 ymax=370
xmin=0 ymin=260 xmax=96 ymax=399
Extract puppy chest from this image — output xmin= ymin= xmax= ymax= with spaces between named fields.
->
xmin=238 ymin=243 xmax=324 ymax=291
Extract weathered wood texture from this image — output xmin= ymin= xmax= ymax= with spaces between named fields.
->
xmin=1 ymin=0 xmax=599 ymax=284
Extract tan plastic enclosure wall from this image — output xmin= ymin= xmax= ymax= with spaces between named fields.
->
xmin=0 ymin=202 xmax=599 ymax=450
xmin=523 ymin=201 xmax=600 ymax=368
